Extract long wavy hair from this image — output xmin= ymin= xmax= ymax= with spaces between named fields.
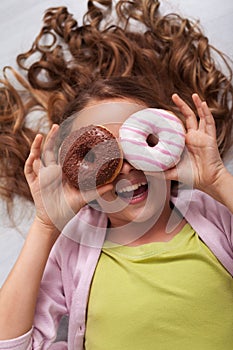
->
xmin=1 ymin=0 xmax=233 ymax=211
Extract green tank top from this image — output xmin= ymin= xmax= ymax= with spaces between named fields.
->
xmin=85 ymin=224 xmax=233 ymax=350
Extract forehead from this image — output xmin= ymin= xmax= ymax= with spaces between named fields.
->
xmin=71 ymin=100 xmax=145 ymax=136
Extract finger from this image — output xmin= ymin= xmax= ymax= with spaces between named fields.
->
xmin=78 ymin=183 xmax=114 ymax=205
xmin=43 ymin=124 xmax=59 ymax=166
xmin=201 ymin=101 xmax=217 ymax=137
xmin=164 ymin=166 xmax=179 ymax=182
xmin=172 ymin=93 xmax=198 ymax=130
xmin=192 ymin=93 xmax=202 ymax=109
xmin=192 ymin=93 xmax=206 ymax=132
xmin=192 ymin=94 xmax=216 ymax=137
xmin=164 ymin=146 xmax=194 ymax=185
xmin=97 ymin=183 xmax=114 ymax=196
xmin=24 ymin=134 xmax=43 ymax=180
xmin=24 ymin=153 xmax=36 ymax=182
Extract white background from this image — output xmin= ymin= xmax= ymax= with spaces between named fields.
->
xmin=0 ymin=0 xmax=233 ymax=286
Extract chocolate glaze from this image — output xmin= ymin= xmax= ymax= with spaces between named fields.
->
xmin=60 ymin=125 xmax=122 ymax=190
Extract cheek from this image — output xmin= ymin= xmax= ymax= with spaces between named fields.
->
xmin=149 ymin=177 xmax=170 ymax=204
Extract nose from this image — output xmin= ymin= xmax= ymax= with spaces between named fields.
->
xmin=120 ymin=159 xmax=135 ymax=174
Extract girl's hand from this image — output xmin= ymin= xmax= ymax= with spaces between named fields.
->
xmin=24 ymin=124 xmax=112 ymax=231
xmin=165 ymin=93 xmax=227 ymax=194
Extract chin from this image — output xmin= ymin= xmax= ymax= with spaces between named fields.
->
xmin=108 ymin=201 xmax=164 ymax=227
xmin=130 ymin=205 xmax=164 ymax=224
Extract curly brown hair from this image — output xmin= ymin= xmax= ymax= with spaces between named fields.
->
xmin=0 ymin=0 xmax=233 ymax=210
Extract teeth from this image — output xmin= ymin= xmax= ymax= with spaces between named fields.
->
xmin=117 ymin=182 xmax=147 ymax=194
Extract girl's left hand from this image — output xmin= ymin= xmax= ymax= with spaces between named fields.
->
xmin=165 ymin=93 xmax=227 ymax=193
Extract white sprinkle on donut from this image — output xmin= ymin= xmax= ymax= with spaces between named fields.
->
xmin=119 ymin=108 xmax=185 ymax=172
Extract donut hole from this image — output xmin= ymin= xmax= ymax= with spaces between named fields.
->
xmin=84 ymin=149 xmax=96 ymax=163
xmin=146 ymin=134 xmax=159 ymax=147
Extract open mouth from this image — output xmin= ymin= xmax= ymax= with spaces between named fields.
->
xmin=116 ymin=182 xmax=149 ymax=202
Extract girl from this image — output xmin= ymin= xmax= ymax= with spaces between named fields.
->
xmin=0 ymin=81 xmax=232 ymax=349
xmin=0 ymin=1 xmax=232 ymax=349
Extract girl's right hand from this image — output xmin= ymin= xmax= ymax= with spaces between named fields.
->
xmin=24 ymin=124 xmax=113 ymax=232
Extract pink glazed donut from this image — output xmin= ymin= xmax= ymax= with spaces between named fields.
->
xmin=119 ymin=108 xmax=185 ymax=172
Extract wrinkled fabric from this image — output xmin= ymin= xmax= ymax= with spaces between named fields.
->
xmin=0 ymin=189 xmax=232 ymax=349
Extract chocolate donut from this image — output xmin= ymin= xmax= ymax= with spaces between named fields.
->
xmin=60 ymin=125 xmax=123 ymax=190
